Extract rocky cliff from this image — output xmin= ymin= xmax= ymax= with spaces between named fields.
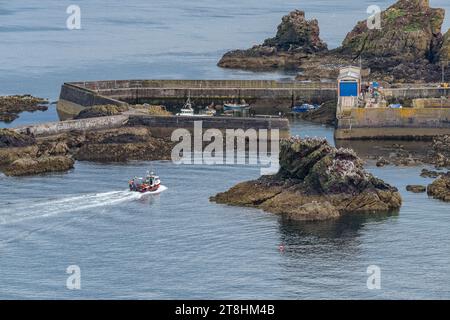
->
xmin=218 ymin=0 xmax=450 ymax=82
xmin=338 ymin=0 xmax=446 ymax=81
xmin=211 ymin=137 xmax=402 ymax=221
xmin=440 ymin=29 xmax=450 ymax=62
xmin=218 ymin=10 xmax=328 ymax=70
xmin=340 ymin=0 xmax=444 ymax=61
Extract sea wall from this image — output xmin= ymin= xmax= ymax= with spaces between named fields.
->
xmin=336 ymin=107 xmax=450 ymax=140
xmin=127 ymin=115 xmax=290 ymax=139
xmin=58 ymin=80 xmax=338 ymax=118
xmin=13 ymin=114 xmax=290 ymax=139
xmin=14 ymin=115 xmax=129 ymax=136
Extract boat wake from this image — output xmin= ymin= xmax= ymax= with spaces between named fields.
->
xmin=0 ymin=186 xmax=168 ymax=225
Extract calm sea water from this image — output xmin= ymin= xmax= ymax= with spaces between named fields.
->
xmin=1 ymin=0 xmax=450 ymax=299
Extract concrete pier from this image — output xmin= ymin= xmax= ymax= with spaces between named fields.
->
xmin=57 ymin=80 xmax=337 ymax=119
xmin=335 ymin=107 xmax=450 ymax=140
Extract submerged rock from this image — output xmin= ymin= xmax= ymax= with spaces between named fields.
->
xmin=420 ymin=168 xmax=442 ymax=178
xmin=406 ymin=185 xmax=426 ymax=193
xmin=427 ymin=173 xmax=450 ymax=202
xmin=211 ymin=137 xmax=402 ymax=221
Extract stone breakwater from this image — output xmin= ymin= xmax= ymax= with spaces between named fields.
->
xmin=1 ymin=114 xmax=290 ymax=176
xmin=211 ymin=137 xmax=402 ymax=221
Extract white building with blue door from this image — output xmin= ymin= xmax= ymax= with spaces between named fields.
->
xmin=337 ymin=66 xmax=361 ymax=112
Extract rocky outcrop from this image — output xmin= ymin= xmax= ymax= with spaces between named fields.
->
xmin=429 ymin=135 xmax=450 ymax=168
xmin=340 ymin=0 xmax=444 ymax=60
xmin=218 ymin=10 xmax=327 ymax=70
xmin=338 ymin=0 xmax=445 ymax=82
xmin=2 ymin=156 xmax=74 ymax=176
xmin=440 ymin=29 xmax=450 ymax=62
xmin=211 ymin=137 xmax=402 ymax=221
xmin=0 ymin=126 xmax=174 ymax=176
xmin=218 ymin=0 xmax=450 ymax=82
xmin=74 ymin=104 xmax=129 ymax=119
xmin=0 ymin=129 xmax=74 ymax=177
xmin=427 ymin=173 xmax=450 ymax=202
xmin=0 ymin=129 xmax=36 ymax=148
xmin=73 ymin=127 xmax=174 ymax=162
xmin=0 ymin=95 xmax=48 ymax=123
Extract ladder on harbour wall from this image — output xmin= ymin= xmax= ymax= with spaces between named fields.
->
xmin=337 ymin=97 xmax=357 ymax=130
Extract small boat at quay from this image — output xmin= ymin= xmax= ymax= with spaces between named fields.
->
xmin=223 ymin=101 xmax=250 ymax=112
xmin=129 ymin=171 xmax=161 ymax=193
xmin=292 ymin=103 xmax=319 ymax=113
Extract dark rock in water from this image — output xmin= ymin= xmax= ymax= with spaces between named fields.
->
xmin=406 ymin=185 xmax=426 ymax=193
xmin=211 ymin=137 xmax=402 ymax=221
xmin=420 ymin=168 xmax=442 ymax=178
xmin=3 ymin=156 xmax=74 ymax=177
xmin=74 ymin=104 xmax=129 ymax=119
xmin=376 ymin=157 xmax=390 ymax=167
xmin=427 ymin=173 xmax=450 ymax=202
xmin=0 ymin=129 xmax=36 ymax=148
xmin=218 ymin=10 xmax=327 ymax=70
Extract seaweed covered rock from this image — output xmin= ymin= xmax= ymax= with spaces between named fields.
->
xmin=211 ymin=137 xmax=402 ymax=221
xmin=2 ymin=156 xmax=74 ymax=177
xmin=218 ymin=10 xmax=327 ymax=70
xmin=0 ymin=95 xmax=48 ymax=123
xmin=75 ymin=104 xmax=129 ymax=119
xmin=430 ymin=135 xmax=450 ymax=168
xmin=74 ymin=127 xmax=174 ymax=162
xmin=0 ymin=129 xmax=36 ymax=148
xmin=427 ymin=173 xmax=450 ymax=202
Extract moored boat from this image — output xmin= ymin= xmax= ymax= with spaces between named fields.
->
xmin=223 ymin=101 xmax=250 ymax=111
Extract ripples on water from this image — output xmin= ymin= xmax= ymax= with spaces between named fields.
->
xmin=1 ymin=0 xmax=450 ymax=299
xmin=0 ymin=121 xmax=449 ymax=299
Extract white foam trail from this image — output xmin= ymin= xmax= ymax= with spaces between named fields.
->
xmin=0 ymin=186 xmax=167 ymax=225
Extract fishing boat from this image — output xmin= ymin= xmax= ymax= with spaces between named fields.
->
xmin=176 ymin=95 xmax=195 ymax=116
xmin=129 ymin=171 xmax=161 ymax=193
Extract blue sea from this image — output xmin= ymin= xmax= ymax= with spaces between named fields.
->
xmin=1 ymin=0 xmax=450 ymax=299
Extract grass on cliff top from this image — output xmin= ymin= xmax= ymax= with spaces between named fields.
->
xmin=384 ymin=8 xmax=406 ymax=23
